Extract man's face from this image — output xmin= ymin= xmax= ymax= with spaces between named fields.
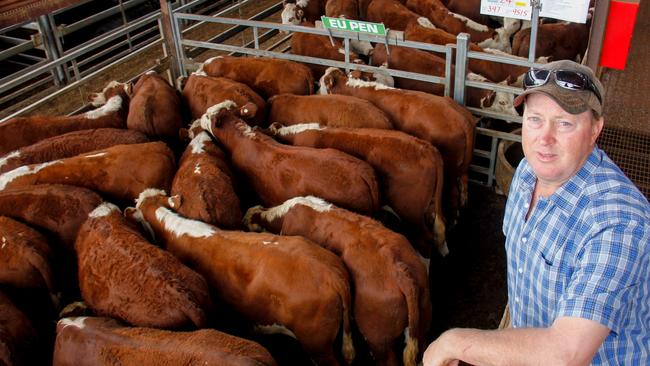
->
xmin=522 ymin=93 xmax=603 ymax=189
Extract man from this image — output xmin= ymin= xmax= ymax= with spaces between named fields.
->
xmin=423 ymin=60 xmax=649 ymax=365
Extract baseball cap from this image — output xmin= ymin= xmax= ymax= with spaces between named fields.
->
xmin=513 ymin=60 xmax=604 ymax=117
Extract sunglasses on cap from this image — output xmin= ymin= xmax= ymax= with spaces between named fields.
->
xmin=523 ymin=69 xmax=603 ymax=106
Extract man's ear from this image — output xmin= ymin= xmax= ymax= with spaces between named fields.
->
xmin=592 ymin=116 xmax=604 ymax=144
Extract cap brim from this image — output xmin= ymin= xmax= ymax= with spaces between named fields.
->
xmin=514 ymin=84 xmax=594 ymax=115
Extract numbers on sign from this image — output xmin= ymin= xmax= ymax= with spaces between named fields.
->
xmin=499 ymin=0 xmax=512 ymax=5
xmin=511 ymin=8 xmax=528 ymax=16
xmin=487 ymin=5 xmax=501 ymax=12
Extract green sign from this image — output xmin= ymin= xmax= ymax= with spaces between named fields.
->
xmin=321 ymin=16 xmax=386 ymax=36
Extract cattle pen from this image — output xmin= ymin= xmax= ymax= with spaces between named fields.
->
xmin=1 ymin=0 xmax=648 ymax=365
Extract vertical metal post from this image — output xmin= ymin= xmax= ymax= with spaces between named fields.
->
xmin=487 ymin=136 xmax=498 ymax=187
xmin=253 ymin=26 xmax=260 ymax=49
xmin=344 ymin=37 xmax=350 ymax=73
xmin=444 ymin=46 xmax=452 ymax=97
xmin=37 ymin=14 xmax=67 ymax=86
xmin=528 ymin=0 xmax=541 ymax=63
xmin=585 ymin=0 xmax=610 ymax=71
xmin=118 ymin=0 xmax=134 ymax=51
xmin=454 ymin=33 xmax=470 ymax=105
xmin=160 ymin=0 xmax=186 ymax=80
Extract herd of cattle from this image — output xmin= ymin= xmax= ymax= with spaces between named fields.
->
xmin=0 ymin=0 xmax=593 ymax=365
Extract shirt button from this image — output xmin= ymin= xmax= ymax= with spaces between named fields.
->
xmin=521 ymin=237 xmax=527 ymax=243
xmin=518 ymin=267 xmax=523 ymax=274
xmin=524 ymin=202 xmax=530 ymax=208
xmin=515 ymin=297 xmax=520 ymax=303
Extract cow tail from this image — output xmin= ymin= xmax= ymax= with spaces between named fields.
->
xmin=431 ymin=147 xmax=448 ymax=256
xmin=336 ymin=273 xmax=355 ymax=365
xmin=395 ymin=262 xmax=421 ymax=366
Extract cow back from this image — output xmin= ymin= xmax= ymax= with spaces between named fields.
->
xmin=0 ymin=128 xmax=148 ymax=175
xmin=75 ymin=205 xmax=211 ymax=329
xmin=290 ymin=26 xmax=362 ymax=79
xmin=127 ymin=72 xmax=183 ymax=141
xmin=0 ymin=142 xmax=176 ymax=203
xmin=182 ymin=74 xmax=267 ymax=126
xmin=53 ymin=316 xmax=277 ymax=366
xmin=367 ymin=0 xmax=423 ymax=30
xmin=268 ymin=94 xmax=392 ymax=129
xmin=171 ymin=132 xmax=242 ymax=229
xmin=0 ymin=216 xmax=54 ymax=291
xmin=201 ymin=56 xmax=314 ymax=98
xmin=405 ymin=0 xmax=495 ymax=42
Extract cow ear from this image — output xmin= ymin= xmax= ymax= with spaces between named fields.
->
xmin=169 ymin=195 xmax=182 ymax=210
xmin=124 ymin=82 xmax=134 ymax=98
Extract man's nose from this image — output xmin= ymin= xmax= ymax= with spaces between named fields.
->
xmin=538 ymin=122 xmax=555 ymax=145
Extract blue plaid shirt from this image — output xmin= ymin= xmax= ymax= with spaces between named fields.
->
xmin=503 ymin=146 xmax=650 ymax=365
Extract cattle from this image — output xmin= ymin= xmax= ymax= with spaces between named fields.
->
xmin=127 ymin=71 xmax=183 ymax=141
xmin=200 ymin=56 xmax=314 ymax=98
xmin=404 ymin=22 xmax=530 ymax=83
xmin=0 ymin=81 xmax=128 ymax=156
xmin=0 ymin=128 xmax=148 ymax=175
xmin=244 ymin=196 xmax=432 ymax=366
xmin=267 ymin=123 xmax=446 ymax=256
xmin=268 ymin=94 xmax=393 ymax=129
xmin=53 ymin=316 xmax=277 ymax=366
xmin=512 ymin=21 xmax=590 ymax=62
xmin=319 ymin=67 xmax=474 ymax=221
xmin=199 ymin=102 xmax=380 ymax=215
xmin=0 ymin=142 xmax=176 ymax=203
xmin=0 ymin=291 xmax=39 ymax=366
xmin=370 ymin=44 xmax=507 ymax=112
xmin=171 ymin=131 xmax=242 ymax=229
xmin=75 ymin=202 xmax=212 ymax=329
xmin=366 ymin=0 xmax=435 ymax=31
xmin=325 ymin=0 xmax=359 ymax=18
xmin=445 ymin=0 xmax=489 ymax=25
xmin=0 ymin=185 xmax=102 ymax=250
xmin=290 ymin=22 xmax=364 ymax=79
xmin=0 ymin=216 xmax=54 ymax=292
xmin=358 ymin=0 xmax=371 ymax=19
xmin=128 ymin=189 xmax=355 ymax=365
xmin=180 ymin=73 xmax=266 ymax=126
xmin=281 ymin=0 xmax=326 ymax=24
xmin=405 ymin=0 xmax=495 ymax=42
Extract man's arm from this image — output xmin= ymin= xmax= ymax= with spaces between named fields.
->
xmin=423 ymin=316 xmax=609 ymax=366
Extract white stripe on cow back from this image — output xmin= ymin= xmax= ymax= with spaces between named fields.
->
xmin=261 ymin=196 xmax=332 ymax=223
xmin=59 ymin=317 xmax=88 ymax=329
xmin=0 ymin=161 xmax=61 ymax=190
xmin=270 ymin=123 xmax=323 ymax=136
xmin=84 ymin=152 xmax=107 ymax=158
xmin=190 ymin=132 xmax=211 ymax=154
xmin=135 ymin=188 xmax=167 ymax=209
xmin=129 ymin=207 xmax=156 ymax=242
xmin=417 ymin=17 xmax=435 ymax=29
xmin=89 ymin=202 xmax=120 ymax=218
xmin=449 ymin=12 xmax=489 ymax=32
xmin=84 ymin=95 xmax=122 ymax=119
xmin=194 ymin=164 xmax=201 ymax=175
xmin=253 ymin=323 xmax=297 ymax=339
xmin=200 ymin=100 xmax=238 ymax=135
xmin=0 ymin=151 xmax=20 ymax=169
xmin=155 ymin=206 xmax=216 ymax=238
xmin=346 ymin=77 xmax=395 ymax=90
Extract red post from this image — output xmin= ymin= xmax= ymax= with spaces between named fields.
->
xmin=599 ymin=0 xmax=641 ymax=70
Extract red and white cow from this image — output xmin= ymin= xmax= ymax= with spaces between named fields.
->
xmin=366 ymin=0 xmax=435 ymax=31
xmin=267 ymin=123 xmax=447 ymax=256
xmin=512 ymin=21 xmax=590 ymax=62
xmin=0 ymin=142 xmax=176 ymax=203
xmin=53 ymin=317 xmax=277 ymax=366
xmin=245 ymin=196 xmax=432 ymax=366
xmin=0 ymin=216 xmax=53 ymax=292
xmin=170 ymin=130 xmax=242 ymax=230
xmin=127 ymin=71 xmax=183 ymax=141
xmin=180 ymin=73 xmax=266 ymax=126
xmin=0 ymin=81 xmax=129 ymax=155
xmin=268 ymin=93 xmax=393 ymax=129
xmin=319 ymin=67 xmax=474 ymax=222
xmin=0 ymin=184 xmax=102 ymax=250
xmin=199 ymin=56 xmax=314 ymax=98
xmin=0 ymin=128 xmax=148 ymax=174
xmin=281 ymin=0 xmax=326 ymax=24
xmin=129 ymin=189 xmax=355 ymax=365
xmin=199 ymin=102 xmax=380 ymax=215
xmin=75 ymin=203 xmax=212 ymax=329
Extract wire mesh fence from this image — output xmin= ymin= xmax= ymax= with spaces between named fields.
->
xmin=597 ymin=126 xmax=650 ymax=199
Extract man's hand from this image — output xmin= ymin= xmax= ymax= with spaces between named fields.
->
xmin=422 ymin=330 xmax=461 ymax=366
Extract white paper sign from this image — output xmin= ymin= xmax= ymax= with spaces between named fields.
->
xmin=480 ymin=0 xmax=532 ymax=20
xmin=540 ymin=0 xmax=590 ymax=23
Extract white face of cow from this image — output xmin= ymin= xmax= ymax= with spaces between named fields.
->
xmin=281 ymin=3 xmax=301 ymax=25
xmin=478 ymin=27 xmax=512 ymax=54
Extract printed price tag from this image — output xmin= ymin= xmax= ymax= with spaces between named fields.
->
xmin=480 ymin=0 xmax=532 ymax=20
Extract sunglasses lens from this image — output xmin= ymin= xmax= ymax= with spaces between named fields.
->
xmin=523 ymin=69 xmax=550 ymax=89
xmin=555 ymin=70 xmax=587 ymax=90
